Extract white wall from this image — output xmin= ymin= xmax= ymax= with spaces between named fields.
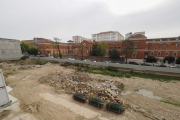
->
xmin=0 ymin=38 xmax=22 ymax=60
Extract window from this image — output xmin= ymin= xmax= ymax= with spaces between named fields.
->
xmin=160 ymin=39 xmax=162 ymax=41
xmin=111 ymin=46 xmax=113 ymax=49
xmin=159 ymin=44 xmax=162 ymax=49
xmin=151 ymin=52 xmax=154 ymax=56
xmin=114 ymin=46 xmax=116 ymax=49
xmin=176 ymin=38 xmax=179 ymax=41
xmin=132 ymin=51 xmax=137 ymax=58
xmin=47 ymin=46 xmax=48 ymax=48
xmin=118 ymin=46 xmax=120 ymax=49
xmin=157 ymin=52 xmax=161 ymax=56
xmin=134 ymin=42 xmax=138 ymax=48
xmin=167 ymin=44 xmax=170 ymax=48
xmin=146 ymin=44 xmax=148 ymax=48
xmin=152 ymin=44 xmax=154 ymax=49
xmin=167 ymin=39 xmax=170 ymax=41
xmin=175 ymin=44 xmax=179 ymax=48
xmin=165 ymin=52 xmax=169 ymax=56
xmin=173 ymin=52 xmax=177 ymax=56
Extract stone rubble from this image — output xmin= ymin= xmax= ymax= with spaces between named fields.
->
xmin=38 ymin=72 xmax=166 ymax=120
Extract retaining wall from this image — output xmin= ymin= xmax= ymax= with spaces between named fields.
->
xmin=0 ymin=38 xmax=22 ymax=60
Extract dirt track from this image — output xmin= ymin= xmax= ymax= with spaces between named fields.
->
xmin=1 ymin=62 xmax=180 ymax=120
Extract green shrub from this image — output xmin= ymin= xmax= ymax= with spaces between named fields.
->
xmin=36 ymin=60 xmax=47 ymax=65
xmin=118 ymin=85 xmax=125 ymax=90
xmin=163 ymin=56 xmax=175 ymax=64
xmin=176 ymin=57 xmax=180 ymax=64
xmin=74 ymin=63 xmax=79 ymax=66
xmin=146 ymin=56 xmax=157 ymax=63
xmin=21 ymin=56 xmax=29 ymax=60
xmin=129 ymin=70 xmax=134 ymax=74
xmin=106 ymin=66 xmax=118 ymax=71
xmin=59 ymin=53 xmax=62 ymax=58
xmin=125 ymin=73 xmax=131 ymax=78
xmin=103 ymin=70 xmax=110 ymax=75
xmin=88 ymin=68 xmax=93 ymax=73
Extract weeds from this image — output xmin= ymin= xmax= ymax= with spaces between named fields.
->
xmin=160 ymin=100 xmax=180 ymax=107
xmin=83 ymin=67 xmax=180 ymax=82
xmin=118 ymin=85 xmax=125 ymax=90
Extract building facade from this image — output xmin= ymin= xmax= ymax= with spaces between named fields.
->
xmin=92 ymin=31 xmax=124 ymax=41
xmin=23 ymin=34 xmax=180 ymax=63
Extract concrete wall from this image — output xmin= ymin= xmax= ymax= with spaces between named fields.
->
xmin=0 ymin=38 xmax=22 ymax=60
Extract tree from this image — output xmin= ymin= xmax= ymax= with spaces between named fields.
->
xmin=27 ymin=47 xmax=38 ymax=55
xmin=121 ymin=39 xmax=134 ymax=64
xmin=176 ymin=57 xmax=180 ymax=64
xmin=20 ymin=41 xmax=38 ymax=55
xmin=91 ymin=42 xmax=108 ymax=61
xmin=78 ymin=42 xmax=87 ymax=60
xmin=51 ymin=37 xmax=62 ymax=58
xmin=109 ymin=49 xmax=120 ymax=59
xmin=59 ymin=53 xmax=62 ymax=58
xmin=163 ymin=56 xmax=175 ymax=64
xmin=20 ymin=41 xmax=31 ymax=54
xmin=146 ymin=56 xmax=157 ymax=63
xmin=91 ymin=42 xmax=98 ymax=56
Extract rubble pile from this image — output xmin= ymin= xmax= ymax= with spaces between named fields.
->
xmin=39 ymin=73 xmax=123 ymax=102
xmin=38 ymin=72 xmax=166 ymax=120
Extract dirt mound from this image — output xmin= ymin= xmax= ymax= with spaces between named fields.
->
xmin=0 ymin=110 xmax=11 ymax=119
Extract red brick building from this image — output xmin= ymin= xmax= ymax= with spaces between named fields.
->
xmin=23 ymin=35 xmax=180 ymax=62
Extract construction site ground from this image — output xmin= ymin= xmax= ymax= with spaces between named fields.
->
xmin=0 ymin=60 xmax=180 ymax=120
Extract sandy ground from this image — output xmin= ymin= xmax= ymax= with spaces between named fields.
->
xmin=0 ymin=63 xmax=180 ymax=120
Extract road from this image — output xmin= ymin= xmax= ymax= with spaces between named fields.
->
xmin=31 ymin=57 xmax=180 ymax=74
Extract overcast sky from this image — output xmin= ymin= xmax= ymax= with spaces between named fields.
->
xmin=0 ymin=0 xmax=179 ymax=42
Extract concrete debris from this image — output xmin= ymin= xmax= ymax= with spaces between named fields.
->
xmin=38 ymin=72 xmax=165 ymax=120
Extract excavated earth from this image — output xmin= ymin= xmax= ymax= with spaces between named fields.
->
xmin=0 ymin=61 xmax=180 ymax=120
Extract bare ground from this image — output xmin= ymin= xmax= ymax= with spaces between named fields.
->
xmin=1 ymin=62 xmax=180 ymax=120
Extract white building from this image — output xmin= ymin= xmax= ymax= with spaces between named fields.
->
xmin=125 ymin=31 xmax=145 ymax=39
xmin=72 ymin=36 xmax=91 ymax=43
xmin=92 ymin=31 xmax=124 ymax=41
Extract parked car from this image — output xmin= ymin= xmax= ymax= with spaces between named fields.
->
xmin=92 ymin=60 xmax=97 ymax=62
xmin=105 ymin=61 xmax=111 ymax=63
xmin=129 ymin=62 xmax=139 ymax=65
xmin=116 ymin=61 xmax=124 ymax=64
xmin=169 ymin=64 xmax=180 ymax=68
xmin=73 ymin=93 xmax=86 ymax=103
xmin=106 ymin=102 xmax=125 ymax=114
xmin=141 ymin=63 xmax=152 ymax=66
xmin=89 ymin=97 xmax=104 ymax=108
xmin=84 ymin=59 xmax=90 ymax=61
xmin=155 ymin=64 xmax=166 ymax=67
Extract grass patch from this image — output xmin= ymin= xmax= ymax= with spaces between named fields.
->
xmin=83 ymin=67 xmax=180 ymax=82
xmin=118 ymin=85 xmax=125 ymax=90
xmin=160 ymin=100 xmax=180 ymax=107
